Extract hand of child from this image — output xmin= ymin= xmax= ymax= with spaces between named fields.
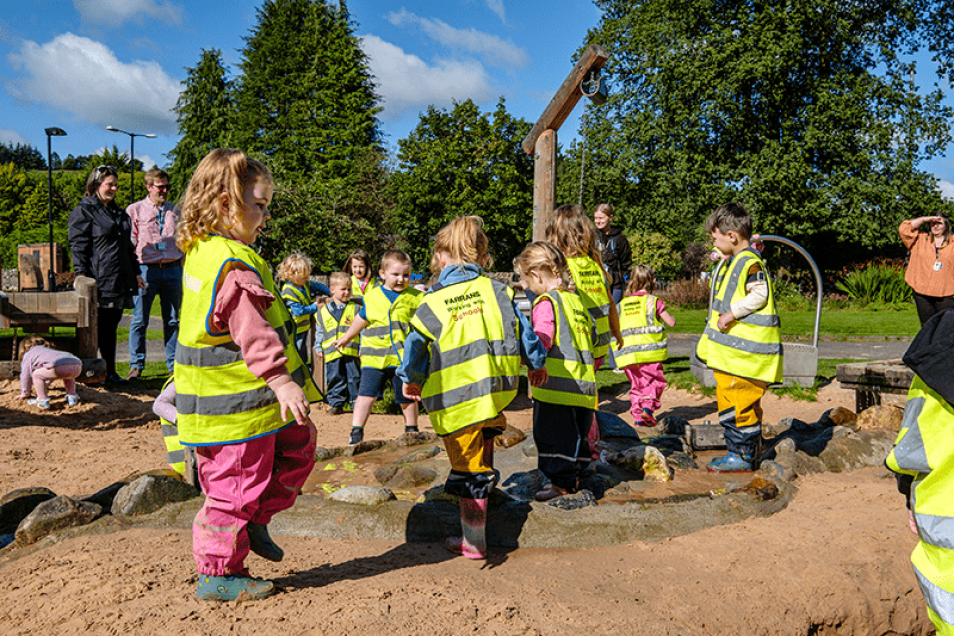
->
xmin=751 ymin=234 xmax=764 ymax=253
xmin=331 ymin=337 xmax=349 ymax=351
xmin=137 ymin=275 xmax=147 ymax=291
xmin=709 ymin=249 xmax=729 ymax=262
xmin=403 ymin=383 xmax=423 ymax=401
xmin=15 ymin=393 xmax=29 ymax=401
xmin=528 ymin=368 xmax=548 ymax=387
xmin=268 ymin=376 xmax=310 ymax=425
xmin=717 ymin=311 xmax=736 ymax=331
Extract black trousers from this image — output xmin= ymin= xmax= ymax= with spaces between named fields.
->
xmin=913 ymin=291 xmax=954 ymax=326
xmin=532 ymin=400 xmax=593 ymax=491
xmin=98 ymin=306 xmax=124 ymax=376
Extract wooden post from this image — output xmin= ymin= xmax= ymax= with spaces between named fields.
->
xmin=533 ymin=130 xmax=557 ymax=241
xmin=522 ymin=44 xmax=609 ymax=240
xmin=74 ymin=276 xmax=98 ymax=359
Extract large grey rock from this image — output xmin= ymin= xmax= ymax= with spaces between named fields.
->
xmin=495 ymin=425 xmax=527 ymax=448
xmin=0 ymin=487 xmax=56 ymax=533
xmin=111 ymin=474 xmax=199 ymax=517
xmin=373 ymin=464 xmax=439 ymax=489
xmin=396 ymin=431 xmax=439 ymax=447
xmin=854 ymin=404 xmax=903 ymax=433
xmin=346 ymin=439 xmax=389 ymax=456
xmin=15 ymin=495 xmax=102 ymax=545
xmin=596 ymin=411 xmax=641 ymax=440
xmin=759 ymin=461 xmax=796 ymax=482
xmin=329 ymin=486 xmax=396 ymax=505
xmin=613 ymin=445 xmax=673 ymax=482
xmin=546 ymin=490 xmax=598 ymax=510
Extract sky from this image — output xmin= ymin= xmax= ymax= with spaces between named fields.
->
xmin=1 ymin=0 xmax=952 ymax=200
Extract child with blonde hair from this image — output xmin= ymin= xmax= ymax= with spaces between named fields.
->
xmin=174 ymin=148 xmax=321 ymax=602
xmin=343 ymin=249 xmax=378 ymax=298
xmin=277 ymin=252 xmax=330 ymax=363
xmin=16 ymin=336 xmax=82 ymax=409
xmin=399 ymin=216 xmax=547 ymax=558
xmin=616 ymin=265 xmax=676 ymax=426
xmin=315 ymin=271 xmax=361 ymax=414
xmin=332 ymin=249 xmax=422 ymax=445
xmin=514 ymin=241 xmax=598 ymax=501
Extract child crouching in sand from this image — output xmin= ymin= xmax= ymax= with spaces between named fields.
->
xmin=16 ymin=336 xmax=82 ymax=409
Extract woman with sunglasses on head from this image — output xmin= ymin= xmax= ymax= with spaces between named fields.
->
xmin=68 ymin=165 xmax=145 ymax=385
xmin=900 ymin=212 xmax=954 ymax=326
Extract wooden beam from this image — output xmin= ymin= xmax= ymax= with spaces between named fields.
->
xmin=521 ymin=43 xmax=609 ymax=155
xmin=532 ymin=129 xmax=557 ymax=241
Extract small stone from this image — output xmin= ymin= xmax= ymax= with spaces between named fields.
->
xmin=0 ymin=487 xmax=56 ymax=533
xmin=546 ymin=490 xmax=598 ymax=510
xmin=663 ymin=451 xmax=698 ymax=470
xmin=759 ymin=461 xmax=795 ymax=482
xmin=373 ymin=465 xmax=438 ymax=489
xmin=396 ymin=431 xmax=439 ymax=447
xmin=16 ymin=495 xmax=102 ymax=545
xmin=346 ymin=440 xmax=389 ymax=456
xmin=329 ymin=486 xmax=396 ymax=505
xmin=818 ymin=406 xmax=857 ymax=428
xmin=735 ymin=477 xmax=779 ymax=501
xmin=614 ymin=445 xmax=673 ymax=482
xmin=111 ymin=474 xmax=200 ymax=517
xmin=394 ymin=446 xmax=441 ymax=463
xmin=855 ymin=404 xmax=904 ymax=433
xmin=774 ymin=438 xmax=797 ymax=454
xmin=495 ymin=425 xmax=527 ymax=448
xmin=315 ymin=446 xmax=344 ymax=461
xmin=522 ymin=442 xmax=539 ymax=458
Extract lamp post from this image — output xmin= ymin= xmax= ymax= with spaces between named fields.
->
xmin=106 ymin=126 xmax=156 ymax=206
xmin=45 ymin=127 xmax=67 ymax=293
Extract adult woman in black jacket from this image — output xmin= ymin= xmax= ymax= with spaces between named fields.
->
xmin=68 ymin=165 xmax=143 ymax=384
xmin=594 ymin=203 xmax=632 ymax=303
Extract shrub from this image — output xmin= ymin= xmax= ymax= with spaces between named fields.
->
xmin=834 ymin=259 xmax=911 ymax=308
xmin=661 ymin=277 xmax=710 ymax=309
xmin=681 ymin=242 xmax=709 ymax=279
xmin=627 ymin=231 xmax=681 ymax=280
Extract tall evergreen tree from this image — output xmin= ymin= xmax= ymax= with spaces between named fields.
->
xmin=578 ymin=0 xmax=953 ymax=269
xmin=232 ymin=0 xmax=382 ymax=180
xmin=168 ymin=48 xmax=235 ymax=198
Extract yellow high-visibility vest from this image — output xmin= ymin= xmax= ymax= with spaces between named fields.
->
xmin=566 ymin=255 xmax=612 ymax=359
xmin=616 ymin=294 xmax=667 ymax=366
xmin=319 ymin=300 xmax=360 ymax=362
xmin=696 ymin=248 xmax=782 ymax=384
xmin=280 ymin=282 xmax=313 ymax=335
xmin=410 ymin=275 xmax=521 ymax=435
xmin=351 ymin=275 xmax=379 ymax=299
xmin=175 ymin=235 xmax=320 ymax=445
xmin=531 ymin=290 xmax=598 ymax=409
xmin=359 ymin=285 xmax=422 ymax=369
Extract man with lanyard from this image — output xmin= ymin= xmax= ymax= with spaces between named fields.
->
xmin=126 ymin=168 xmax=183 ymax=378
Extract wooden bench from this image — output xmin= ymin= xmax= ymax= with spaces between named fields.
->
xmin=836 ymin=359 xmax=913 ymax=412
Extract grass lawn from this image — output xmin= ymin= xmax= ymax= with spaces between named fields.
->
xmin=669 ymin=306 xmax=919 ymax=339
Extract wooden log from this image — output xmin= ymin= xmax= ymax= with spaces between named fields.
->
xmin=520 ymin=44 xmax=609 ymax=156
xmin=74 ymin=277 xmax=98 ymax=359
xmin=532 ymin=129 xmax=557 ymax=241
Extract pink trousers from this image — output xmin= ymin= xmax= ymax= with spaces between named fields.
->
xmin=32 ymin=361 xmax=82 ymax=400
xmin=624 ymin=362 xmax=666 ymax=416
xmin=192 ymin=421 xmax=317 ymax=575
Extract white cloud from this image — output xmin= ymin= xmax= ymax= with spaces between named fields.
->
xmin=0 ymin=128 xmax=28 ymax=146
xmin=386 ymin=10 xmax=528 ymax=69
xmin=483 ymin=0 xmax=506 ymax=22
xmin=6 ymin=33 xmax=180 ymax=136
xmin=361 ymin=34 xmax=496 ymax=121
xmin=938 ymin=179 xmax=954 ymax=201
xmin=73 ymin=0 xmax=183 ymax=27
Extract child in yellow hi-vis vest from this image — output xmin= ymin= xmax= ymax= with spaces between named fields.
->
xmin=398 ymin=216 xmax=547 ymax=559
xmin=616 ymin=265 xmax=676 ymax=427
xmin=332 ymin=250 xmax=422 ymax=446
xmin=175 ymin=149 xmax=320 ymax=602
xmin=696 ymin=202 xmax=782 ymax=472
xmin=315 ymin=271 xmax=361 ymax=415
xmin=277 ymin=252 xmax=330 ymax=365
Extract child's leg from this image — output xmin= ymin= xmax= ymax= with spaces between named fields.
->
xmin=253 ymin=420 xmax=317 ymax=523
xmin=31 ymin=367 xmax=57 ymax=401
xmin=351 ymin=396 xmax=376 ymax=427
xmin=441 ymin=419 xmax=499 ymax=559
xmin=533 ymin=401 xmax=583 ymax=493
xmin=708 ymin=370 xmax=767 ymax=471
xmin=391 ymin=372 xmax=419 ymax=431
xmin=344 ymin=357 xmax=360 ymax=409
xmin=352 ymin=367 xmax=384 ymax=430
xmin=624 ymin=365 xmax=647 ymax=420
xmin=642 ymin=361 xmax=666 ymax=411
xmin=55 ymin=361 xmax=83 ymax=397
xmin=324 ymin=358 xmax=347 ymax=408
xmin=626 ymin=362 xmax=665 ymax=416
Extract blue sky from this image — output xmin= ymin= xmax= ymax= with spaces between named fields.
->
xmin=1 ymin=0 xmax=951 ymax=199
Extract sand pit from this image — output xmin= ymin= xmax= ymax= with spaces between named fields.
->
xmin=0 ymin=378 xmax=930 ymax=636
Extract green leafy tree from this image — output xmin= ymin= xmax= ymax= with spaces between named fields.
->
xmin=0 ymin=163 xmax=30 ymax=236
xmin=577 ymin=0 xmax=953 ymax=271
xmin=0 ymin=143 xmax=46 ymax=170
xmin=387 ymin=98 xmax=534 ymax=270
xmin=233 ymin=0 xmax=382 ymax=180
xmin=168 ymin=48 xmax=235 ymax=199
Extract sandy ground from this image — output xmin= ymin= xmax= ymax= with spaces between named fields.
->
xmin=0 ymin=379 xmax=929 ymax=636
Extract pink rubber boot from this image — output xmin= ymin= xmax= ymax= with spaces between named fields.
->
xmin=445 ymin=498 xmax=487 ymax=559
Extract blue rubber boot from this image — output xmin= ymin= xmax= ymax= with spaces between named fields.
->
xmin=706 ymin=452 xmax=753 ymax=473
xmin=247 ymin=522 xmax=284 ymax=562
xmin=196 ymin=574 xmax=274 ymax=601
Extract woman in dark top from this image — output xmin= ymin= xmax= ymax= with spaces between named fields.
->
xmin=68 ymin=165 xmax=143 ymax=384
xmin=594 ymin=203 xmax=632 ymax=303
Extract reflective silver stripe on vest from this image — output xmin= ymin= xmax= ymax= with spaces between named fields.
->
xmin=167 ymin=448 xmax=185 ymax=464
xmin=161 ymin=424 xmax=180 ymax=437
xmin=360 ymin=343 xmax=403 ymax=358
xmin=431 ymin=339 xmax=517 ymax=370
xmin=178 ymin=385 xmax=276 ymax=416
xmin=544 ymin=374 xmax=597 ymax=396
xmin=915 ymin=567 xmax=954 ymax=626
xmin=422 ymin=375 xmax=518 ymax=412
xmin=176 ymin=341 xmax=244 ymax=367
xmin=914 ymin=510 xmax=954 ymax=551
xmin=736 ymin=313 xmax=780 ymax=327
xmin=703 ymin=326 xmax=782 ymax=356
xmin=617 ymin=342 xmax=667 ymax=355
xmin=364 ymin=326 xmax=392 ymax=338
xmin=413 ymin=303 xmax=443 ymax=339
xmin=892 ymin=397 xmax=929 ymax=471
xmin=713 ymin=253 xmax=753 ymax=313
xmin=547 ymin=293 xmax=596 ymax=367
xmin=621 ymin=326 xmax=664 ymax=337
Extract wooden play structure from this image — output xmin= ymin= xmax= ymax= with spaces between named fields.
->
xmin=836 ymin=359 xmax=913 ymax=412
xmin=522 ymin=43 xmax=609 ymax=240
xmin=0 ymin=276 xmax=104 ymax=381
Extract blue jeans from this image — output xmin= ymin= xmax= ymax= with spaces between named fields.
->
xmin=130 ymin=263 xmax=182 ymax=373
xmin=326 ymin=355 xmax=360 ymax=408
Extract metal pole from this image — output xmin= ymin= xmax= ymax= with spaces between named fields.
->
xmin=47 ymin=134 xmax=54 ymax=293
xmin=129 ymin=134 xmax=135 ymax=206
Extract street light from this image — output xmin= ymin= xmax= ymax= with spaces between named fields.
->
xmin=106 ymin=126 xmax=156 ymax=206
xmin=45 ymin=127 xmax=67 ymax=293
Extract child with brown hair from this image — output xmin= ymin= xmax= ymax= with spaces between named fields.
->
xmin=332 ymin=249 xmax=422 ymax=445
xmin=277 ymin=252 xmax=330 ymax=363
xmin=616 ymin=264 xmax=676 ymax=426
xmin=343 ymin=248 xmax=378 ymax=299
xmin=174 ymin=148 xmax=321 ymax=602
xmin=514 ymin=241 xmax=598 ymax=501
xmin=315 ymin=271 xmax=361 ymax=414
xmin=398 ymin=216 xmax=547 ymax=558
xmin=16 ymin=336 xmax=83 ymax=409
